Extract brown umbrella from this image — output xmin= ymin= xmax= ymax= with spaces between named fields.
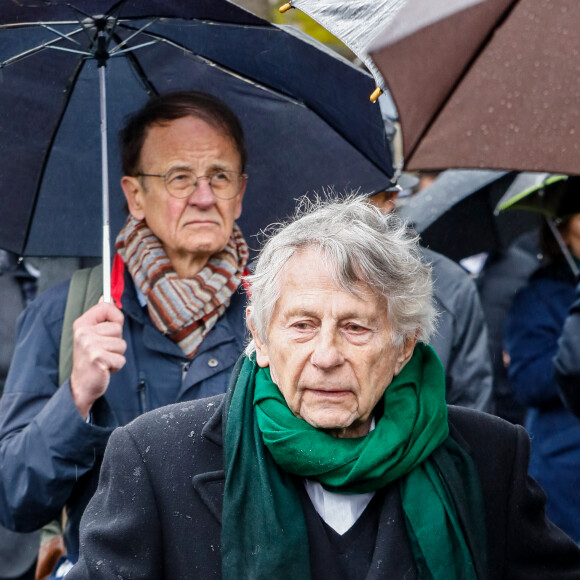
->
xmin=367 ymin=0 xmax=580 ymax=175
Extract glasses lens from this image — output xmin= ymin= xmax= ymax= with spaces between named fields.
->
xmin=164 ymin=169 xmax=243 ymax=199
xmin=165 ymin=169 xmax=196 ymax=199
xmin=209 ymin=171 xmax=240 ymax=199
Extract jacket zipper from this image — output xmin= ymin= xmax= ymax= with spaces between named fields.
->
xmin=137 ymin=373 xmax=147 ymax=414
xmin=182 ymin=361 xmax=191 ymax=382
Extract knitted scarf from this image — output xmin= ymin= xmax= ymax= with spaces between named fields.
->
xmin=115 ymin=215 xmax=248 ymax=357
xmin=222 ymin=344 xmax=487 ymax=579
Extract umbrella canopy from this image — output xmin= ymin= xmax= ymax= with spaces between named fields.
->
xmin=0 ymin=0 xmax=393 ymax=259
xmin=367 ymin=0 xmax=580 ymax=175
xmin=398 ymin=169 xmax=544 ymax=262
xmin=497 ymin=175 xmax=580 ymax=219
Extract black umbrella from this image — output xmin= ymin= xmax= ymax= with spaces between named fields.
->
xmin=397 ymin=170 xmax=544 ymax=262
xmin=0 ymin=0 xmax=393 ymax=298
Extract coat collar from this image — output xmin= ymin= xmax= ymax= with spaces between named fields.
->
xmin=191 ymin=400 xmax=475 ymax=531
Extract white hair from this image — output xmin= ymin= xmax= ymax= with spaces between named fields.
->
xmin=245 ymin=195 xmax=436 ymax=354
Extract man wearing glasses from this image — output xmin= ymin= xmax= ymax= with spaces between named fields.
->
xmin=0 ymin=91 xmax=250 ymax=576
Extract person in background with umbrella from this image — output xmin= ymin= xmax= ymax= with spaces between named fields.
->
xmin=504 ymin=176 xmax=580 ymax=544
xmin=0 ymin=91 xmax=250 ymax=576
xmin=67 ymin=197 xmax=580 ymax=579
xmin=368 ymin=183 xmax=494 ymax=414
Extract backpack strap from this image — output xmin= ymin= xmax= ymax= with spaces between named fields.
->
xmin=58 ymin=264 xmax=103 ymax=386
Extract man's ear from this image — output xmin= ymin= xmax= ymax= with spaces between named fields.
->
xmin=246 ymin=307 xmax=269 ymax=368
xmin=233 ymin=177 xmax=247 ymax=220
xmin=394 ymin=334 xmax=418 ymax=375
xmin=121 ymin=176 xmax=146 ymax=221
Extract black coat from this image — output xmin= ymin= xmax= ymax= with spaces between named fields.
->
xmin=68 ymin=396 xmax=580 ymax=579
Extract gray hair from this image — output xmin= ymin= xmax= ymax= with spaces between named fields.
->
xmin=245 ymin=195 xmax=436 ymax=354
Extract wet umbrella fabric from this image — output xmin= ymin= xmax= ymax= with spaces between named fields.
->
xmin=0 ymin=0 xmax=393 ymax=260
xmin=280 ymin=0 xmax=406 ymax=94
xmin=397 ymin=170 xmax=544 ymax=262
xmin=367 ymin=0 xmax=580 ymax=175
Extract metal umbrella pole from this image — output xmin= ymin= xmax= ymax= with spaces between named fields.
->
xmin=546 ymin=217 xmax=580 ymax=278
xmin=97 ymin=26 xmax=111 ymax=303
xmin=50 ymin=12 xmax=157 ymax=301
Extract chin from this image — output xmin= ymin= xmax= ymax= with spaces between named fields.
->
xmin=302 ymin=411 xmax=357 ymax=432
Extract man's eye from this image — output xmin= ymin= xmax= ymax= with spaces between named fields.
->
xmin=168 ymin=172 xmax=191 ymax=184
xmin=293 ymin=322 xmax=312 ymax=330
xmin=211 ymin=172 xmax=231 ymax=185
xmin=346 ymin=324 xmax=366 ymax=333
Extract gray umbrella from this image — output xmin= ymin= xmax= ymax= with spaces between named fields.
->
xmin=279 ymin=0 xmax=407 ymax=98
xmin=398 ymin=170 xmax=546 ymax=262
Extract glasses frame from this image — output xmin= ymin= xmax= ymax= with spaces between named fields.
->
xmin=137 ymin=168 xmax=248 ymax=200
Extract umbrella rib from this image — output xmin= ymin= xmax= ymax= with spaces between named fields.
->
xmin=0 ymin=27 xmax=85 ymax=67
xmin=109 ymin=40 xmax=159 ymax=58
xmin=109 ymin=19 xmax=159 ymax=55
xmin=40 ymin=23 xmax=81 ymax=45
xmin=405 ymin=0 xmax=520 ymax=166
xmin=110 ymin=31 xmax=158 ymax=97
xmin=45 ymin=45 xmax=92 ymax=57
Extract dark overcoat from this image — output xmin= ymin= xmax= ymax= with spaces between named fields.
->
xmin=68 ymin=395 xmax=580 ymax=579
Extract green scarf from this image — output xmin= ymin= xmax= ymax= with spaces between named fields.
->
xmin=222 ymin=343 xmax=487 ymax=579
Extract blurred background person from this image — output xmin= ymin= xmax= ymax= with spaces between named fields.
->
xmin=368 ymin=182 xmax=494 ymax=413
xmin=504 ymin=213 xmax=580 ymax=543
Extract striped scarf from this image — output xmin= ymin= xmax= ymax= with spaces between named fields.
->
xmin=115 ymin=215 xmax=249 ymax=357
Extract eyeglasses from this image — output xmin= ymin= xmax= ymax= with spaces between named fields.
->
xmin=137 ymin=168 xmax=247 ymax=200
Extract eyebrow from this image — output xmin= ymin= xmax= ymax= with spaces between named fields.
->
xmin=284 ymin=308 xmax=378 ymax=324
xmin=167 ymin=162 xmax=235 ymax=173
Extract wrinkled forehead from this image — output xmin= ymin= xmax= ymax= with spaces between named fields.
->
xmin=278 ymin=246 xmax=387 ymax=310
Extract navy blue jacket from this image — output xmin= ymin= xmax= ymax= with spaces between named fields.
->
xmin=504 ymin=261 xmax=580 ymax=543
xmin=553 ymin=282 xmax=580 ymax=418
xmin=0 ymin=266 xmax=247 ymax=560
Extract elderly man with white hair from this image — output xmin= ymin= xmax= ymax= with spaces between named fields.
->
xmin=68 ymin=197 xmax=580 ymax=580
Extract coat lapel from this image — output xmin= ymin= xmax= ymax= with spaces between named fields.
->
xmin=191 ymin=396 xmax=226 ymax=523
xmin=436 ymin=418 xmax=488 ymax=580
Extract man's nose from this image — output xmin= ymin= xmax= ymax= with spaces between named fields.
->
xmin=310 ymin=329 xmax=344 ymax=369
xmin=188 ymin=178 xmax=216 ymax=209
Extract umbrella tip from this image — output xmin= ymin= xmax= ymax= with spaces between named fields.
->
xmin=370 ymin=87 xmax=383 ymax=103
xmin=279 ymin=3 xmax=293 ymax=13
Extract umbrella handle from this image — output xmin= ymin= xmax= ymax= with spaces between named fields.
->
xmin=546 ymin=217 xmax=579 ymax=278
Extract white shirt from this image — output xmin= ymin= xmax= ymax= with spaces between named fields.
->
xmin=303 ymin=479 xmax=375 ymax=535
xmin=303 ymin=418 xmax=376 ymax=535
